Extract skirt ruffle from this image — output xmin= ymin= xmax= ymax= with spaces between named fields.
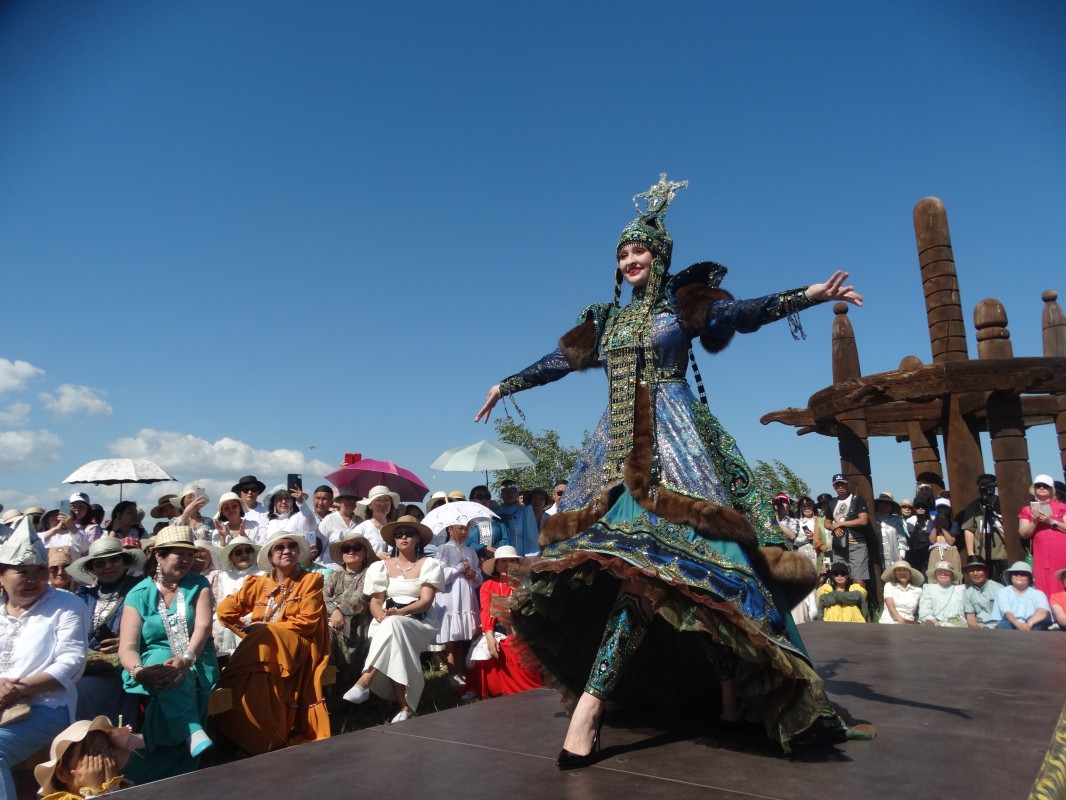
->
xmin=507 ymin=490 xmax=831 ymax=750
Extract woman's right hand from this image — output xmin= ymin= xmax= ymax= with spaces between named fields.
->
xmin=486 ymin=635 xmax=500 ymax=660
xmin=474 ymin=385 xmax=502 ymax=423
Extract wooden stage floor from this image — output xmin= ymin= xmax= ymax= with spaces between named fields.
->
xmin=115 ymin=623 xmax=1066 ymax=800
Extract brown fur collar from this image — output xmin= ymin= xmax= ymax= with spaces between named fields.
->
xmin=675 ymin=283 xmax=735 ymax=354
xmin=538 ymin=384 xmax=818 ymax=602
xmin=559 ymin=317 xmax=601 ymax=372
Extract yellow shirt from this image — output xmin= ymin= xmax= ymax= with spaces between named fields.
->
xmin=818 ymin=582 xmax=867 ymax=622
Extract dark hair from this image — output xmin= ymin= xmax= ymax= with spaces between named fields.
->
xmin=89 ymin=504 xmax=106 ymax=525
xmin=107 ymin=501 xmax=138 ymax=533
xmin=404 ymin=504 xmax=424 ymax=521
xmin=527 ymin=488 xmax=549 ymax=506
xmin=470 ymin=484 xmax=489 ymax=497
xmin=268 ymin=489 xmax=294 ymax=519
xmin=313 ymin=485 xmax=334 ymax=497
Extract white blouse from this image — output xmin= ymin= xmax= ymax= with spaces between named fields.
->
xmin=0 ymin=587 xmax=90 ymax=722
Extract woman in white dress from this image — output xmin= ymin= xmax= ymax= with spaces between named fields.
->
xmin=208 ymin=537 xmax=263 ymax=655
xmin=877 ymin=559 xmax=923 ymax=624
xmin=433 ymin=524 xmax=482 ymax=684
xmin=342 ymin=516 xmax=444 ymax=722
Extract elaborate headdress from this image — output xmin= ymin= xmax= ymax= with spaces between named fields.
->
xmin=616 ymin=173 xmax=688 ymax=267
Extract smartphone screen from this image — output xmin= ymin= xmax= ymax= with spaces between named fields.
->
xmin=288 ymin=473 xmax=303 ymax=492
xmin=59 ymin=499 xmax=71 ymax=515
xmin=194 ymin=486 xmax=206 ymax=500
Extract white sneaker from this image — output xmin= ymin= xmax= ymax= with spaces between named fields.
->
xmin=189 ymin=729 xmax=213 ymax=758
xmin=343 ymin=684 xmax=370 ymax=704
xmin=391 ymin=709 xmax=412 ymax=723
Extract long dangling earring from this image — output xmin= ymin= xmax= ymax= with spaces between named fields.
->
xmin=613 ymin=268 xmax=623 ymax=307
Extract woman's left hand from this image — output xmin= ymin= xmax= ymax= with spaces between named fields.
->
xmin=806 ymin=271 xmax=863 ymax=307
xmin=330 ymin=608 xmax=345 ymax=630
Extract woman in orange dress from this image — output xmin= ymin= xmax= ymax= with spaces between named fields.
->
xmin=215 ymin=531 xmax=329 ymax=753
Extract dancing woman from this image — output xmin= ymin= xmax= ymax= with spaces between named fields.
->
xmin=475 ymin=175 xmax=867 ymax=767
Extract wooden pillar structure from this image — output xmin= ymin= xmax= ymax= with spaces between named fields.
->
xmin=913 ymin=197 xmax=984 ymax=516
xmin=899 ymin=355 xmax=944 ymax=488
xmin=831 ymin=303 xmax=880 ymax=595
xmin=1043 ymin=291 xmax=1066 ymax=480
xmin=974 ymin=299 xmax=1030 ymax=562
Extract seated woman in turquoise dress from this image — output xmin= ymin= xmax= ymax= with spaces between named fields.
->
xmin=117 ymin=525 xmax=219 ymax=783
xmin=475 ymin=175 xmax=869 ymax=768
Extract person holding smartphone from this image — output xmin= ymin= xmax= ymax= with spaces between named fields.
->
xmin=1018 ymin=473 xmax=1066 ymax=597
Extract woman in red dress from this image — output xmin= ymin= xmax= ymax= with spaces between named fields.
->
xmin=1018 ymin=473 xmax=1066 ymax=597
xmin=466 ymin=547 xmax=542 ymax=698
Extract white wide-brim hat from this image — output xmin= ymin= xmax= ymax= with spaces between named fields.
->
xmin=216 ymin=536 xmax=261 ymax=569
xmin=880 ymin=559 xmax=923 ymax=586
xmin=257 ymin=530 xmax=311 ymax=572
xmin=358 ymin=485 xmax=401 ymax=514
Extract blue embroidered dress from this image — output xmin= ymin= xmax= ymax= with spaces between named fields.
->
xmin=499 ymin=264 xmax=838 ymax=748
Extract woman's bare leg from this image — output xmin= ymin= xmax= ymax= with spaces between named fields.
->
xmin=391 ymin=679 xmax=411 ymax=712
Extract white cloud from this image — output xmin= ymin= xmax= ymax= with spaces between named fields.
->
xmin=108 ymin=429 xmax=334 ymax=482
xmin=0 ymin=359 xmax=45 ymax=395
xmin=0 ymin=402 xmax=31 ymax=426
xmin=0 ymin=429 xmax=63 ymax=471
xmin=39 ymin=384 xmax=112 ymax=417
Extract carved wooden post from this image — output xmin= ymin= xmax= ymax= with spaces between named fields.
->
xmin=913 ymin=197 xmax=984 ymax=514
xmin=975 ymin=298 xmax=1029 ymax=562
xmin=1042 ymin=290 xmax=1066 ymax=480
xmin=899 ymin=355 xmax=945 ymax=486
xmin=831 ymin=303 xmax=880 ymax=596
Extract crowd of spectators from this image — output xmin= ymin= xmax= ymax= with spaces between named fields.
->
xmin=1 ymin=466 xmax=1063 ymax=796
xmin=0 ymin=474 xmax=555 ymax=797
xmin=774 ymin=470 xmax=1066 ymax=629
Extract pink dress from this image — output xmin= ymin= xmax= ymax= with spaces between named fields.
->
xmin=1018 ymin=500 xmax=1066 ymax=597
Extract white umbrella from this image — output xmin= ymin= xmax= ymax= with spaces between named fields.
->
xmin=63 ymin=458 xmax=177 ymax=501
xmin=421 ymin=500 xmax=499 ymax=536
xmin=430 ymin=439 xmax=536 ymax=483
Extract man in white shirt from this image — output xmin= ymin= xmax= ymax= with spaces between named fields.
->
xmin=545 ymin=481 xmax=568 ymax=516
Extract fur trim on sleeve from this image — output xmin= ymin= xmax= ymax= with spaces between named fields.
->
xmin=675 ymin=283 xmax=735 ymax=354
xmin=559 ymin=317 xmax=601 ymax=372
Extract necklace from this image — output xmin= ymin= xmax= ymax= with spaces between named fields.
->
xmin=0 ymin=613 xmax=28 ymax=672
xmin=154 ymin=581 xmax=190 ymax=657
xmin=92 ymin=582 xmax=125 ymax=629
xmin=262 ymin=574 xmax=292 ymax=622
xmin=395 ymin=558 xmax=417 ymax=578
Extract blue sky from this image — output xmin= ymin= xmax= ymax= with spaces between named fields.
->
xmin=1 ymin=1 xmax=1064 ymax=516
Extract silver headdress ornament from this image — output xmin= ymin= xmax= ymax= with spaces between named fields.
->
xmin=616 ymin=173 xmax=688 ymax=267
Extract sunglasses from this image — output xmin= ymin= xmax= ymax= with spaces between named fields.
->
xmin=340 ymin=544 xmax=364 ymax=554
xmin=91 ymin=555 xmax=125 ymax=568
xmin=231 ymin=547 xmax=255 ymax=557
xmin=393 ymin=530 xmax=419 ymax=539
xmin=554 ymin=490 xmax=565 ymax=496
xmin=272 ymin=542 xmax=300 ymax=553
xmin=240 ymin=488 xmax=259 ymax=494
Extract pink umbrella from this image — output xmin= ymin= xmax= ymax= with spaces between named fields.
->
xmin=325 ymin=455 xmax=429 ymax=502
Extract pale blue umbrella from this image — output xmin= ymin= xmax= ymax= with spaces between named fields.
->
xmin=430 ymin=439 xmax=536 ymax=484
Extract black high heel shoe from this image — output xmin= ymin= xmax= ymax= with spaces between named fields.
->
xmin=556 ymin=713 xmax=605 ymax=770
